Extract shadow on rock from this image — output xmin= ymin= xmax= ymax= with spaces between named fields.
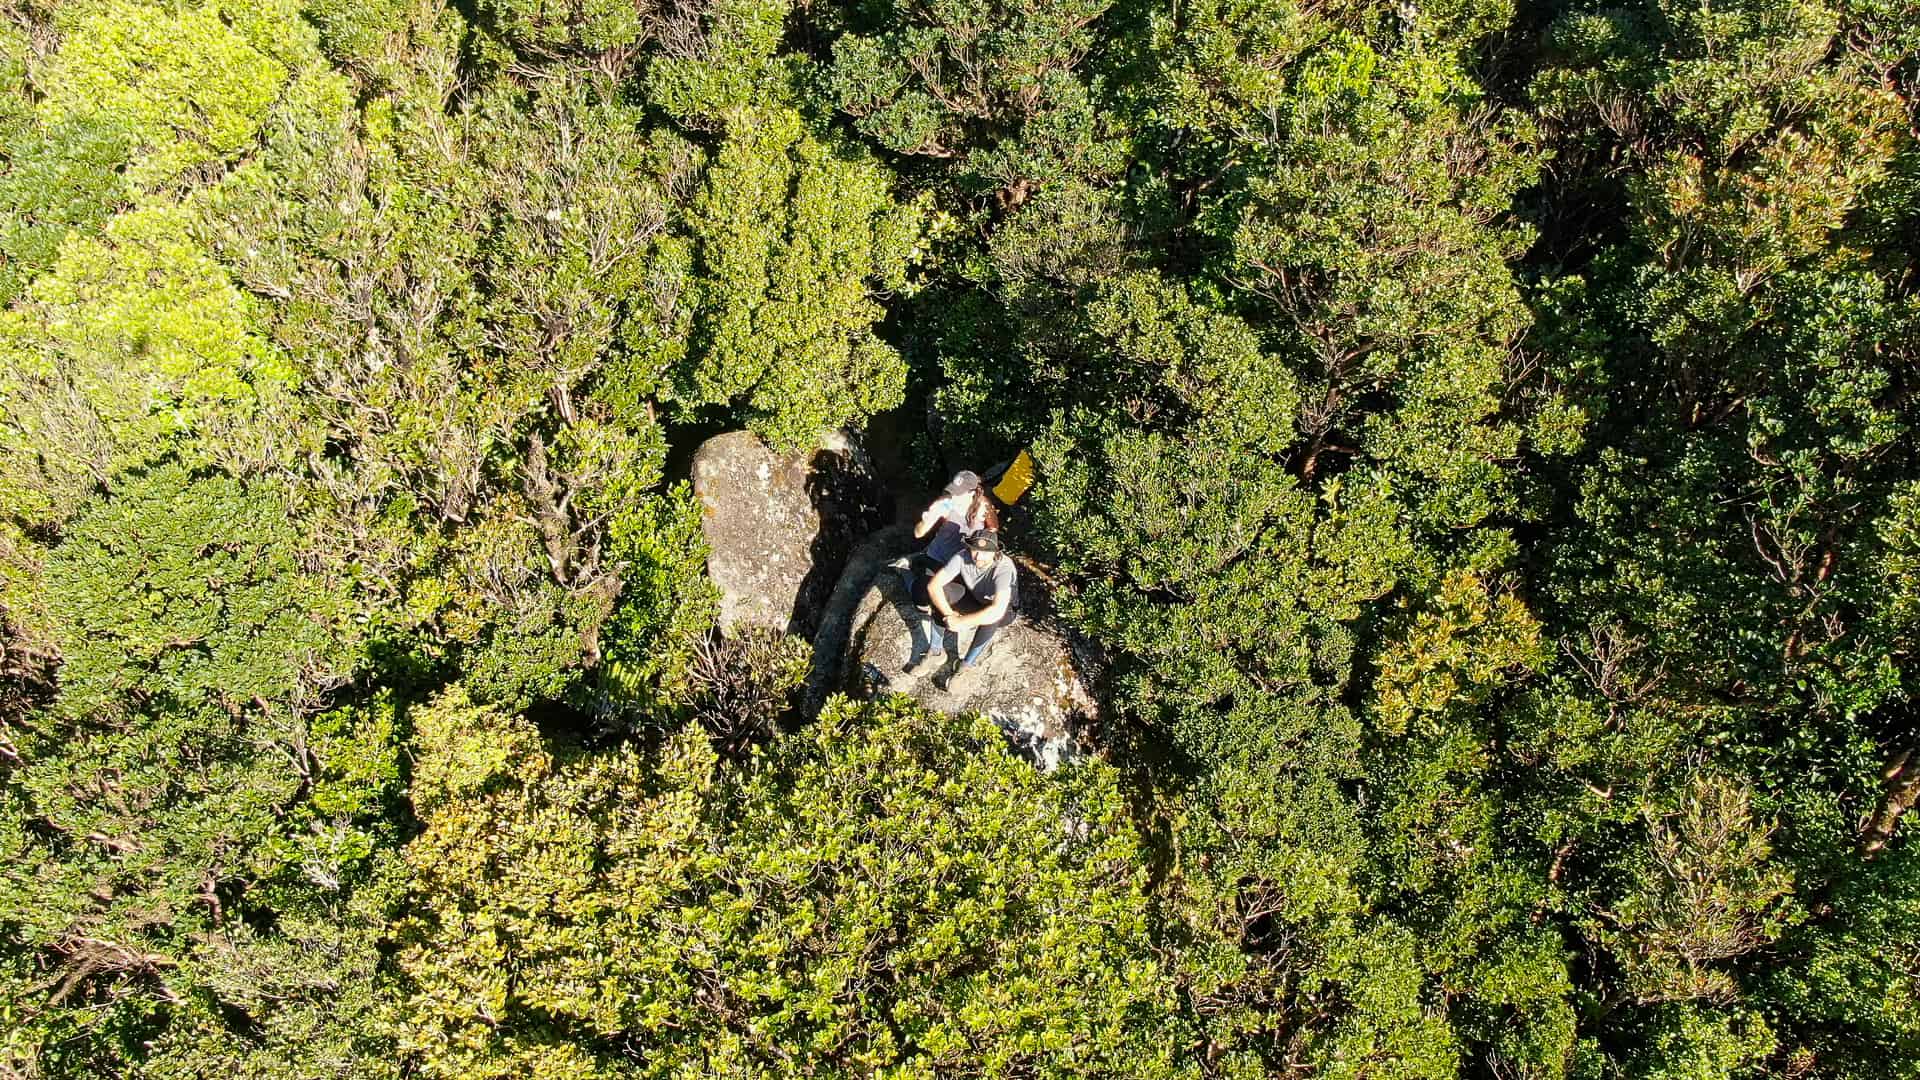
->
xmin=691 ymin=431 xmax=885 ymax=641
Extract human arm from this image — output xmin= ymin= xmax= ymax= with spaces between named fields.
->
xmin=927 ymin=557 xmax=963 ymax=622
xmin=915 ymin=496 xmax=950 ymax=539
xmin=949 ymin=558 xmax=1013 ymax=628
xmin=953 ymin=588 xmax=1010 ymax=629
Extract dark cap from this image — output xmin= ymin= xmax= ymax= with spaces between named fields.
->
xmin=965 ymin=530 xmax=1001 ymax=553
xmin=944 ymin=470 xmax=982 ymax=496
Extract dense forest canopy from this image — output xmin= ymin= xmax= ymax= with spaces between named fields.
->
xmin=0 ymin=0 xmax=1915 ymax=1074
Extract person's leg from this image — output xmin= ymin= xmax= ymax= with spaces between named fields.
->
xmin=896 ymin=548 xmax=945 ymax=591
xmin=962 ymin=607 xmax=1015 ymax=666
xmin=915 ymin=576 xmax=953 ymax=656
xmin=933 ymin=595 xmax=994 ymax=689
xmin=919 ymin=579 xmax=974 ymax=659
xmin=901 ymin=572 xmax=950 ymax=673
xmin=936 ymin=579 xmax=974 ymax=645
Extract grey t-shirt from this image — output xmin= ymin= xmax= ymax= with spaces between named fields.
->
xmin=942 ymin=551 xmax=1017 ymax=607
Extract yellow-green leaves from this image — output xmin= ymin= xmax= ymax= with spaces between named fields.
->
xmin=41 ymin=1 xmax=289 ymax=189
xmin=408 ymin=686 xmax=552 ymax=813
xmin=1373 ymin=571 xmax=1548 ymax=736
xmin=644 ymin=0 xmax=791 ymax=122
xmin=478 ymin=0 xmax=655 ymax=52
xmin=0 ymin=204 xmax=287 ymax=528
xmin=394 ymin=697 xmax=1188 ymax=1078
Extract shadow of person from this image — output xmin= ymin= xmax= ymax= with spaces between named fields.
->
xmin=790 ymin=446 xmax=887 ymax=639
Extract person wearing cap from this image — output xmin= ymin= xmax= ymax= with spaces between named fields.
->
xmin=914 ymin=470 xmax=999 ymax=566
xmin=906 ymin=529 xmax=1018 ymax=680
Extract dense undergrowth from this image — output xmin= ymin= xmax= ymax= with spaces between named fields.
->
xmin=1 ymin=0 xmax=1916 ymax=1075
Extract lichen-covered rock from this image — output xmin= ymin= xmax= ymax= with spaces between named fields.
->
xmin=691 ymin=431 xmax=885 ymax=640
xmin=839 ymin=547 xmax=1097 ymax=770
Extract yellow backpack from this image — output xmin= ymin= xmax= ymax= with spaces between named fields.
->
xmin=990 ymin=449 xmax=1036 ymax=506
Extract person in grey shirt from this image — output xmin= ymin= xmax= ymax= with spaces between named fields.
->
xmin=906 ymin=529 xmax=1018 ymax=678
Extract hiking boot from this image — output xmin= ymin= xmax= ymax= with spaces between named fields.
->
xmin=903 ymin=649 xmax=943 ymax=677
xmin=932 ymin=660 xmax=964 ymax=692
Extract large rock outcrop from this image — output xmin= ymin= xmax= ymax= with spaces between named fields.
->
xmin=691 ymin=431 xmax=885 ymax=640
xmin=830 ymin=536 xmax=1099 ymax=770
xmin=691 ymin=429 xmax=1098 ymax=770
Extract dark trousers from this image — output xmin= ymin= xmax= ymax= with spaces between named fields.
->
xmin=910 ymin=573 xmax=1015 ymax=657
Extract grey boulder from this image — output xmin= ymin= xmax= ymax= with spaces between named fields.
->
xmin=690 ymin=431 xmax=884 ymax=640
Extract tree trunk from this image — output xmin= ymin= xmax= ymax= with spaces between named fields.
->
xmin=1861 ymin=745 xmax=1920 ymax=858
xmin=522 ymin=432 xmax=576 ymax=586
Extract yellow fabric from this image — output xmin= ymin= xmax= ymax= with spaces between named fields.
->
xmin=991 ymin=449 xmax=1036 ymax=505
